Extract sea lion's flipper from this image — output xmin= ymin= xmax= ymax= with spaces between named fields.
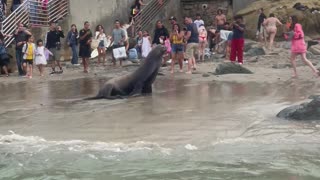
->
xmin=129 ymin=82 xmax=143 ymax=96
xmin=142 ymin=84 xmax=152 ymax=94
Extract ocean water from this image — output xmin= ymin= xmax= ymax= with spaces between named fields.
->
xmin=0 ymin=77 xmax=320 ymax=180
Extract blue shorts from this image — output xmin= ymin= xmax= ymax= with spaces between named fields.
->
xmin=171 ymin=44 xmax=184 ymax=53
xmin=98 ymin=40 xmax=104 ymax=48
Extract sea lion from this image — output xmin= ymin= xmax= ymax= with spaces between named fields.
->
xmin=87 ymin=45 xmax=166 ymax=100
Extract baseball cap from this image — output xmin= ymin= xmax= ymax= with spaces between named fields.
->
xmin=169 ymin=16 xmax=177 ymax=20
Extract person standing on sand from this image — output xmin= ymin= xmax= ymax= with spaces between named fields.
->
xmin=184 ymin=16 xmax=199 ymax=74
xmin=79 ymin=21 xmax=93 ymax=73
xmin=230 ymin=15 xmax=245 ymax=65
xmin=170 ymin=23 xmax=184 ymax=73
xmin=286 ymin=16 xmax=319 ymax=78
xmin=263 ymin=13 xmax=282 ymax=50
xmin=214 ymin=9 xmax=226 ymax=50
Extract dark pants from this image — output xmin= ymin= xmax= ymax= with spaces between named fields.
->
xmin=15 ymin=49 xmax=24 ymax=75
xmin=230 ymin=38 xmax=244 ymax=63
xmin=70 ymin=44 xmax=78 ymax=64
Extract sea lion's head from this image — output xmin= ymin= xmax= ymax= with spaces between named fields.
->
xmin=152 ymin=45 xmax=167 ymax=57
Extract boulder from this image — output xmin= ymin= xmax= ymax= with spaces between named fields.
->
xmin=214 ymin=62 xmax=253 ymax=75
xmin=245 ymin=47 xmax=266 ymax=57
xmin=277 ymin=97 xmax=320 ymax=120
xmin=309 ymin=44 xmax=320 ymax=55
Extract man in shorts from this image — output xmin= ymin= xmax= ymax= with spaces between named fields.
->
xmin=184 ymin=16 xmax=199 ymax=74
xmin=79 ymin=21 xmax=93 ymax=73
xmin=45 ymin=22 xmax=65 ymax=74
xmin=111 ymin=20 xmax=126 ymax=66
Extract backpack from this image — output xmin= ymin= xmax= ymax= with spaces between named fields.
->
xmin=128 ymin=48 xmax=138 ymax=60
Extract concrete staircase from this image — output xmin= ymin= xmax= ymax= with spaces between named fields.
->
xmin=131 ymin=0 xmax=170 ymax=36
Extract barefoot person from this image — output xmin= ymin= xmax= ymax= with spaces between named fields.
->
xmin=79 ymin=21 xmax=93 ymax=73
xmin=230 ymin=15 xmax=245 ymax=65
xmin=170 ymin=23 xmax=184 ymax=73
xmin=22 ymin=36 xmax=36 ymax=79
xmin=184 ymin=16 xmax=199 ymax=74
xmin=256 ymin=8 xmax=267 ymax=43
xmin=35 ymin=39 xmax=50 ymax=76
xmin=214 ymin=9 xmax=226 ymax=51
xmin=263 ymin=13 xmax=282 ymax=50
xmin=95 ymin=25 xmax=107 ymax=65
xmin=198 ymin=24 xmax=207 ymax=62
xmin=287 ymin=16 xmax=319 ymax=78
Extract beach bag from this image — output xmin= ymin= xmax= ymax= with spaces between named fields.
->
xmin=128 ymin=48 xmax=138 ymax=60
xmin=113 ymin=46 xmax=127 ymax=59
xmin=91 ymin=39 xmax=100 ymax=49
xmin=164 ymin=39 xmax=171 ymax=53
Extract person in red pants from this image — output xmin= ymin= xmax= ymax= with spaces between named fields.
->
xmin=230 ymin=15 xmax=245 ymax=64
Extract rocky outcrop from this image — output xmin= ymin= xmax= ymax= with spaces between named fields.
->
xmin=237 ymin=0 xmax=320 ymax=39
xmin=214 ymin=62 xmax=253 ymax=75
xmin=309 ymin=44 xmax=320 ymax=55
xmin=277 ymin=96 xmax=320 ymax=120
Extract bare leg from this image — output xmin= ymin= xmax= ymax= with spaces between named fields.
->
xmin=23 ymin=62 xmax=27 ymax=75
xmin=97 ymin=48 xmax=101 ymax=65
xmin=290 ymin=53 xmax=298 ymax=78
xmin=29 ymin=64 xmax=33 ymax=78
xmin=301 ymin=53 xmax=319 ymax=76
xmin=178 ymin=53 xmax=183 ymax=72
xmin=102 ymin=48 xmax=106 ymax=65
xmin=269 ymin=32 xmax=276 ymax=50
xmin=2 ymin=66 xmax=8 ymax=76
xmin=171 ymin=53 xmax=176 ymax=73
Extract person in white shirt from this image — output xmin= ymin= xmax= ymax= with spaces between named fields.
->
xmin=95 ymin=25 xmax=107 ymax=66
xmin=194 ymin=14 xmax=205 ymax=29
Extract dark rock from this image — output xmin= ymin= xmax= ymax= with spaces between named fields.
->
xmin=244 ymin=42 xmax=256 ymax=52
xmin=245 ymin=47 xmax=266 ymax=57
xmin=214 ymin=62 xmax=253 ymax=75
xmin=202 ymin=73 xmax=210 ymax=77
xmin=309 ymin=95 xmax=320 ymax=99
xmin=277 ymin=97 xmax=320 ymax=120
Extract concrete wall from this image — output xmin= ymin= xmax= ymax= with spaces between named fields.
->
xmin=180 ymin=0 xmax=230 ymax=27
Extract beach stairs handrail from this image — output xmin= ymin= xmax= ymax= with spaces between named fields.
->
xmin=132 ymin=0 xmax=169 ymax=36
xmin=1 ymin=0 xmax=69 ymax=47
xmin=47 ymin=0 xmax=69 ymax=24
xmin=1 ymin=0 xmax=29 ymax=46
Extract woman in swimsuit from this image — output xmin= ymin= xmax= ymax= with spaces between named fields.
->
xmin=198 ymin=24 xmax=207 ymax=62
xmin=263 ymin=13 xmax=283 ymax=50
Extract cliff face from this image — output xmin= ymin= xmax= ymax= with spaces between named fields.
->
xmin=237 ymin=0 xmax=320 ymax=38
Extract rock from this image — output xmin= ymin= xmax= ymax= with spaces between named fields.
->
xmin=277 ymin=97 xmax=320 ymax=120
xmin=214 ymin=62 xmax=253 ymax=75
xmin=245 ymin=47 xmax=266 ymax=57
xmin=306 ymin=51 xmax=316 ymax=59
xmin=309 ymin=44 xmax=320 ymax=55
xmin=309 ymin=95 xmax=320 ymax=99
xmin=202 ymin=73 xmax=210 ymax=77
xmin=247 ymin=56 xmax=259 ymax=63
xmin=244 ymin=42 xmax=256 ymax=52
xmin=272 ymin=63 xmax=292 ymax=69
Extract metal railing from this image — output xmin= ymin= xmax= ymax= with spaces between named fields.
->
xmin=1 ymin=0 xmax=69 ymax=46
xmin=2 ymin=0 xmax=29 ymax=46
xmin=132 ymin=0 xmax=169 ymax=35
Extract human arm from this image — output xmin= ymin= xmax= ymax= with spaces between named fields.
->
xmin=234 ymin=23 xmax=245 ymax=32
xmin=293 ymin=24 xmax=304 ymax=40
xmin=276 ymin=18 xmax=283 ymax=26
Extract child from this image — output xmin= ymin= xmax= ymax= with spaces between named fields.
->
xmin=230 ymin=15 xmax=245 ymax=65
xmin=287 ymin=16 xmax=319 ymax=78
xmin=35 ymin=39 xmax=51 ymax=76
xmin=22 ymin=36 xmax=36 ymax=79
xmin=141 ymin=30 xmax=152 ymax=58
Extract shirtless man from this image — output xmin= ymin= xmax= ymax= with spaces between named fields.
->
xmin=214 ymin=9 xmax=226 ymax=51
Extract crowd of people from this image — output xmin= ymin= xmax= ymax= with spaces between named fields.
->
xmin=0 ymin=3 xmax=319 ymax=79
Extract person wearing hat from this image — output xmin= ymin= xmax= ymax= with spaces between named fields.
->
xmin=169 ymin=16 xmax=177 ymax=29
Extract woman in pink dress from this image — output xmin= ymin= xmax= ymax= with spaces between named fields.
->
xmin=288 ymin=16 xmax=319 ymax=78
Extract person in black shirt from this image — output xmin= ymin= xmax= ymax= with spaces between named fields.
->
xmin=14 ymin=22 xmax=32 ymax=76
xmin=257 ymin=8 xmax=266 ymax=43
xmin=45 ymin=22 xmax=65 ymax=74
xmin=79 ymin=21 xmax=92 ymax=73
xmin=152 ymin=20 xmax=169 ymax=45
